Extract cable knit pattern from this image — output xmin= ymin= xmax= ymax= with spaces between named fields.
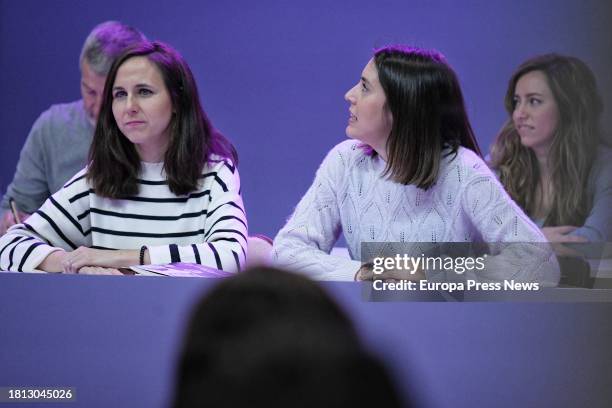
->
xmin=274 ymin=140 xmax=557 ymax=281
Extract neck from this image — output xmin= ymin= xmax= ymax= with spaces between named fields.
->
xmin=136 ymin=144 xmax=166 ymax=163
xmin=370 ymin=142 xmax=388 ymax=162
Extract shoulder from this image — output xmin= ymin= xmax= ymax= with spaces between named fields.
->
xmin=37 ymin=100 xmax=86 ymax=125
xmin=327 ymin=139 xmax=368 ymax=163
xmin=29 ymin=100 xmax=88 ymax=142
xmin=62 ymin=167 xmax=90 ymax=191
xmin=439 ymin=146 xmax=497 ymax=184
xmin=590 ymin=145 xmax=612 ymax=183
xmin=203 ymin=155 xmax=240 ymax=192
xmin=593 ymin=145 xmax=612 ymax=167
xmin=319 ymin=140 xmax=374 ymax=175
xmin=206 ymin=154 xmax=238 ymax=175
xmin=55 ymin=167 xmax=91 ymax=206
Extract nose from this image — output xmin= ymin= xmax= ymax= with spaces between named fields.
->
xmin=344 ymin=84 xmax=357 ymax=103
xmin=513 ymin=102 xmax=528 ymax=122
xmin=125 ymin=94 xmax=139 ymax=114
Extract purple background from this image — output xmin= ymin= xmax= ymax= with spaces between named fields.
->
xmin=1 ymin=0 xmax=611 ymax=238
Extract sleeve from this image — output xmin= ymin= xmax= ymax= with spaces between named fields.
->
xmin=571 ymin=155 xmax=612 ymax=242
xmin=146 ymin=160 xmax=248 ymax=273
xmin=1 ymin=110 xmax=53 ymax=213
xmin=0 ymin=173 xmax=92 ymax=272
xmin=458 ymin=172 xmax=560 ymax=285
xmin=273 ymin=147 xmax=362 ymax=281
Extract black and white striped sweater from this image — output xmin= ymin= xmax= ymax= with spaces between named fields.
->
xmin=0 ymin=158 xmax=247 ymax=272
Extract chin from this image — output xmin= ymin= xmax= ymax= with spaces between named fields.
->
xmin=123 ymin=134 xmax=142 ymax=145
xmin=518 ymin=134 xmax=532 ymax=148
xmin=345 ymin=127 xmax=357 ymax=139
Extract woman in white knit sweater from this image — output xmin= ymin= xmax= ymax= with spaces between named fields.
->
xmin=0 ymin=41 xmax=247 ymax=273
xmin=273 ymin=46 xmax=556 ymax=282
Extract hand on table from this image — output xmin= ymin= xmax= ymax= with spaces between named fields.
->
xmin=62 ymin=246 xmax=129 ymax=273
xmin=356 ymin=263 xmax=426 ymax=282
xmin=541 ymin=226 xmax=588 ymax=257
xmin=37 ymin=247 xmax=141 ymax=273
xmin=77 ymin=266 xmax=123 ymax=275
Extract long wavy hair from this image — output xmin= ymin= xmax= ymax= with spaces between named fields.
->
xmin=490 ymin=54 xmax=602 ymax=226
xmin=87 ymin=41 xmax=237 ymax=198
xmin=373 ymin=45 xmax=482 ymax=190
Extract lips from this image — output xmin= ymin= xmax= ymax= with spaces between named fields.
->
xmin=516 ymin=124 xmax=533 ymax=131
xmin=125 ymin=120 xmax=146 ymax=128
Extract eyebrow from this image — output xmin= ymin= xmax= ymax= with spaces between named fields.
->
xmin=112 ymin=83 xmax=154 ymax=91
xmin=515 ymin=92 xmax=544 ymax=97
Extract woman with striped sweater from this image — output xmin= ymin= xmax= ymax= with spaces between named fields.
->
xmin=0 ymin=41 xmax=247 ymax=274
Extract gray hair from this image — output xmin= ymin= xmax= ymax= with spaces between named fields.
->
xmin=79 ymin=21 xmax=146 ymax=76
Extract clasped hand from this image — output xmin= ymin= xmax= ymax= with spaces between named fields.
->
xmin=541 ymin=226 xmax=588 ymax=257
xmin=356 ymin=263 xmax=426 ymax=282
xmin=62 ymin=247 xmax=122 ymax=274
xmin=34 ymin=247 xmax=123 ymax=274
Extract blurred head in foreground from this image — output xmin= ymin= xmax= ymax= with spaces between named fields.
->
xmin=173 ymin=267 xmax=407 ymax=408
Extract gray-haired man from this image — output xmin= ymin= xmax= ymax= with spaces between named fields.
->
xmin=0 ymin=21 xmax=146 ymax=234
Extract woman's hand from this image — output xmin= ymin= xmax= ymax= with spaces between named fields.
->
xmin=355 ymin=263 xmax=425 ymax=281
xmin=37 ymin=247 xmax=142 ymax=273
xmin=541 ymin=226 xmax=588 ymax=257
xmin=541 ymin=226 xmax=588 ymax=243
xmin=62 ymin=246 xmax=140 ymax=273
xmin=77 ymin=266 xmax=123 ymax=275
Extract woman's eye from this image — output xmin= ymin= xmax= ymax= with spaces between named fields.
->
xmin=529 ymin=98 xmax=541 ymax=106
xmin=113 ymin=90 xmax=126 ymax=99
xmin=511 ymin=97 xmax=519 ymax=109
xmin=361 ymin=82 xmax=367 ymax=92
xmin=139 ymin=88 xmax=153 ymax=96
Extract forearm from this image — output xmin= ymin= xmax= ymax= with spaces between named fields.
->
xmin=37 ymin=249 xmax=145 ymax=272
xmin=66 ymin=248 xmax=150 ymax=272
xmin=0 ymin=229 xmax=63 ymax=272
xmin=37 ymin=250 xmax=67 ymax=272
xmin=106 ymin=249 xmax=150 ymax=267
xmin=273 ymin=232 xmax=360 ymax=281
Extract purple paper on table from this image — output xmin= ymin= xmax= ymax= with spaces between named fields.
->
xmin=130 ymin=263 xmax=233 ymax=278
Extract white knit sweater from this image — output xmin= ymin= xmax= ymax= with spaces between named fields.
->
xmin=273 ymin=140 xmax=556 ymax=281
xmin=0 ymin=157 xmax=247 ymax=272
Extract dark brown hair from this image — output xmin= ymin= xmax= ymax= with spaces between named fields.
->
xmin=490 ymin=54 xmax=602 ymax=226
xmin=373 ymin=45 xmax=482 ymax=189
xmin=87 ymin=41 xmax=237 ymax=198
xmin=173 ymin=267 xmax=406 ymax=408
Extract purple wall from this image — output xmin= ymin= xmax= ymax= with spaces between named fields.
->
xmin=1 ymin=0 xmax=611 ymax=237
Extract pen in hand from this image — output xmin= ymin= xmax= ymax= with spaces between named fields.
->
xmin=9 ymin=198 xmax=21 ymax=224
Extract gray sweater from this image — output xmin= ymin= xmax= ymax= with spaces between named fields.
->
xmin=1 ymin=100 xmax=94 ymax=213
xmin=550 ymin=146 xmax=612 ymax=242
